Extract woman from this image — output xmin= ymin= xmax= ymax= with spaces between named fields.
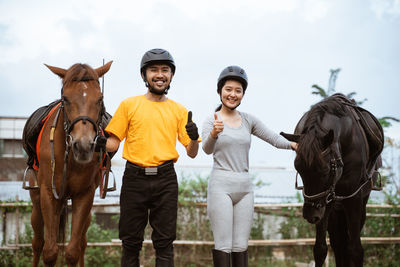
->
xmin=202 ymin=66 xmax=297 ymax=267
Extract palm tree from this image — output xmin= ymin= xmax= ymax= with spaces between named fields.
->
xmin=312 ymin=68 xmax=398 ymax=128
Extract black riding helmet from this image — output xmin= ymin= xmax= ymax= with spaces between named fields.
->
xmin=140 ymin=48 xmax=176 ymax=75
xmin=140 ymin=48 xmax=175 ymax=95
xmin=217 ymin=65 xmax=248 ymax=94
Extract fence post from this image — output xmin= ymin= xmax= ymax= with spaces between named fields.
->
xmin=15 ymin=195 xmax=20 ymax=266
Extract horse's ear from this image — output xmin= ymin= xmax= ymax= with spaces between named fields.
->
xmin=280 ymin=132 xmax=300 ymax=142
xmin=95 ymin=61 xmax=113 ymax=78
xmin=322 ymin=129 xmax=334 ymax=148
xmin=44 ymin=64 xmax=67 ymax=79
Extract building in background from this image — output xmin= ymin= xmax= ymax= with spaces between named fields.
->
xmin=0 ymin=116 xmax=27 ymax=181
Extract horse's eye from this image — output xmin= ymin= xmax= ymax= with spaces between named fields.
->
xmin=63 ymin=97 xmax=70 ymax=106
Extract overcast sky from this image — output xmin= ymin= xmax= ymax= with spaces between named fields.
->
xmin=0 ymin=0 xmax=399 ymax=167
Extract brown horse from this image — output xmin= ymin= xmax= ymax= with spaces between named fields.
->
xmin=28 ymin=61 xmax=112 ymax=267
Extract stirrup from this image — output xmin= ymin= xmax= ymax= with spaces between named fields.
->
xmin=22 ymin=167 xmax=39 ymax=190
xmin=371 ymin=171 xmax=383 ymax=191
xmin=100 ymin=169 xmax=116 ymax=199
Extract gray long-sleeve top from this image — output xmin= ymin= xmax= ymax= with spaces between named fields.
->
xmin=202 ymin=111 xmax=292 ymax=173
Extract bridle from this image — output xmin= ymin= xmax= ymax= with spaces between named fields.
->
xmin=61 ymin=97 xmax=104 ymax=147
xmin=295 ymin=147 xmax=344 ymax=208
xmin=61 ymin=76 xmax=104 ymax=138
xmin=295 ymin=144 xmax=374 ymax=208
xmin=50 ymin=76 xmax=105 ymax=200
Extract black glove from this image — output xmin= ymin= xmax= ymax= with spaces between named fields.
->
xmin=185 ymin=111 xmax=199 ymax=141
xmin=95 ymin=135 xmax=107 ymax=152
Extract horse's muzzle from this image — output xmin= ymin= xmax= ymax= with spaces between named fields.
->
xmin=71 ymin=138 xmax=95 ymax=164
xmin=303 ymin=203 xmax=325 ymax=224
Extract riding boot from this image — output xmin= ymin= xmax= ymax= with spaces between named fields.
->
xmin=212 ymin=249 xmax=231 ymax=267
xmin=231 ymin=250 xmax=248 ymax=267
xmin=120 ymin=247 xmax=140 ymax=267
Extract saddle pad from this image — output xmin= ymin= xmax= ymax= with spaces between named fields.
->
xmin=33 ymin=103 xmax=62 ymax=170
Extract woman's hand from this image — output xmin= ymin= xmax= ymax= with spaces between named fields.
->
xmin=291 ymin=142 xmax=298 ymax=151
xmin=210 ymin=113 xmax=224 ymax=139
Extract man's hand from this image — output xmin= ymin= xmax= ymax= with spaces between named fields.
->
xmin=185 ymin=111 xmax=199 ymax=141
xmin=95 ymin=135 xmax=107 ymax=152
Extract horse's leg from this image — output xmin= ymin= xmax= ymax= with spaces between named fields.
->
xmin=327 ymin=207 xmax=348 ymax=267
xmin=65 ymin=190 xmax=95 ymax=267
xmin=343 ymin=196 xmax=367 ymax=267
xmin=30 ymin=189 xmax=44 ymax=267
xmin=313 ymin=214 xmax=329 ymax=267
xmin=78 ymin=212 xmax=92 ymax=267
xmin=40 ymin=187 xmax=61 ymax=267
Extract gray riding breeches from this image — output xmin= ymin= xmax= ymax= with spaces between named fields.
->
xmin=207 ymin=169 xmax=254 ymax=253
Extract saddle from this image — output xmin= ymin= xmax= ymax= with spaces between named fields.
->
xmin=23 ymin=99 xmax=61 ymax=168
xmin=331 ymin=93 xmax=384 ymax=178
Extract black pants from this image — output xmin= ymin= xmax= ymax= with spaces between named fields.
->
xmin=119 ymin=161 xmax=178 ymax=266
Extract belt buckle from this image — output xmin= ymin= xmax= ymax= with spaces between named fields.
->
xmin=145 ymin=167 xmax=157 ymax=175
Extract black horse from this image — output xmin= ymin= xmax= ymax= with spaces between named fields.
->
xmin=281 ymin=93 xmax=384 ymax=267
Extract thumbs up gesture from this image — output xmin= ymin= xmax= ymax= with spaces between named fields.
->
xmin=210 ymin=112 xmax=224 ymax=139
xmin=185 ymin=111 xmax=199 ymax=141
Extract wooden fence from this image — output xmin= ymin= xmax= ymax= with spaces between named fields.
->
xmin=1 ymin=202 xmax=399 ymax=266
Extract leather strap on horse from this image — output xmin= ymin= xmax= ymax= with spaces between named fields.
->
xmin=50 ymin=106 xmax=64 ymax=200
xmin=334 ymin=177 xmax=371 ymax=201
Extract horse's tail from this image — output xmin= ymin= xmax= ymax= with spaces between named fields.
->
xmin=58 ymin=200 xmax=68 ymax=266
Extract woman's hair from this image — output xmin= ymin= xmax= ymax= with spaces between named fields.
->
xmin=215 ymin=104 xmax=222 ymax=112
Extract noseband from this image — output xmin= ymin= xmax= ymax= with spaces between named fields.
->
xmin=296 ymin=147 xmax=373 ymax=207
xmin=296 ymin=151 xmax=344 ymax=208
xmin=61 ymin=98 xmax=104 ymax=143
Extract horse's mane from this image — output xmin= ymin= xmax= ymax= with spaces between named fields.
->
xmin=297 ymin=94 xmax=348 ymax=168
xmin=63 ymin=64 xmax=99 ymax=88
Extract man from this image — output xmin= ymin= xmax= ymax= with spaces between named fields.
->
xmin=97 ymin=48 xmax=200 ymax=266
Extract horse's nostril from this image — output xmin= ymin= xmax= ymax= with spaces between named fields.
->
xmin=72 ymin=141 xmax=79 ymax=151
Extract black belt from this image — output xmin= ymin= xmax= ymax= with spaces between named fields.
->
xmin=126 ymin=160 xmax=174 ymax=176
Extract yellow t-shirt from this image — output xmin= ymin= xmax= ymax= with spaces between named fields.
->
xmin=105 ymin=95 xmax=197 ymax=167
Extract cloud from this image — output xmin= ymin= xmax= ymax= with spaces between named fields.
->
xmin=0 ymin=0 xmax=151 ymax=64
xmin=0 ymin=0 xmax=336 ymax=64
xmin=301 ymin=0 xmax=333 ymax=22
xmin=166 ymin=0 xmax=299 ymax=19
xmin=370 ymin=0 xmax=400 ymax=18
